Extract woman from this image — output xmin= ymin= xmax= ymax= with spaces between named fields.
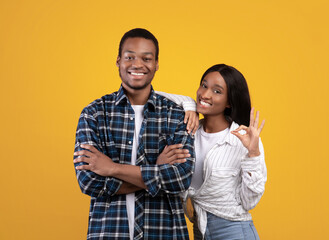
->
xmin=156 ymin=64 xmax=266 ymax=240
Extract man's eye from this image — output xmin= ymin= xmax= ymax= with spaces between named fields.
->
xmin=125 ymin=56 xmax=133 ymax=60
xmin=144 ymin=58 xmax=152 ymax=61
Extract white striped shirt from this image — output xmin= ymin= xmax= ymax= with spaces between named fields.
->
xmin=156 ymin=91 xmax=267 ymax=237
xmin=190 ymin=120 xmax=266 ymax=236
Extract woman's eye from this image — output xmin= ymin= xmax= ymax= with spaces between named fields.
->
xmin=214 ymin=90 xmax=221 ymax=94
xmin=202 ymin=83 xmax=207 ymax=88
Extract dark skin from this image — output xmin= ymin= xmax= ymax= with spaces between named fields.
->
xmin=74 ymin=37 xmax=197 ymax=195
xmin=117 ymin=144 xmax=191 ymax=194
xmin=161 ymin=72 xmax=266 ymax=178
xmin=74 ymin=143 xmax=191 ymax=194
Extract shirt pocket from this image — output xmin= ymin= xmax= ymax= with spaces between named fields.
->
xmin=199 ymin=167 xmax=240 ymax=202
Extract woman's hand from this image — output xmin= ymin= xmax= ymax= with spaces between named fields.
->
xmin=231 ymin=108 xmax=265 ymax=157
xmin=156 ymin=144 xmax=191 ymax=165
xmin=184 ymin=111 xmax=199 ymax=135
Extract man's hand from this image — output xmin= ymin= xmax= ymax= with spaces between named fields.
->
xmin=74 ymin=144 xmax=117 ymax=176
xmin=184 ymin=111 xmax=199 ymax=135
xmin=156 ymin=144 xmax=190 ymax=165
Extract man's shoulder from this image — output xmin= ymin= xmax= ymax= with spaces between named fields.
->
xmin=154 ymin=93 xmax=184 ymax=112
xmin=82 ymin=92 xmax=118 ymax=114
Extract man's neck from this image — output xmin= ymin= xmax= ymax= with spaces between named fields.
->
xmin=124 ymin=85 xmax=151 ymax=105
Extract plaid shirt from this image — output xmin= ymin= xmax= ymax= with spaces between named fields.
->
xmin=74 ymin=86 xmax=195 ymax=240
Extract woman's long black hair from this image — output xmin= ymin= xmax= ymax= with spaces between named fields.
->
xmin=200 ymin=64 xmax=251 ymax=126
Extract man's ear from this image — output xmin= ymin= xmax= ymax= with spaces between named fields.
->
xmin=156 ymin=61 xmax=159 ymax=71
xmin=116 ymin=56 xmax=120 ymax=67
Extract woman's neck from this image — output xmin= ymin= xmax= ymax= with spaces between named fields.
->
xmin=203 ymin=115 xmax=230 ymax=133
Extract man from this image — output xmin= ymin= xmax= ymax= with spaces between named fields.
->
xmin=73 ymin=28 xmax=195 ymax=240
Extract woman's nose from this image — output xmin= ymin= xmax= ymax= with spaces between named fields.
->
xmin=201 ymin=88 xmax=212 ymax=99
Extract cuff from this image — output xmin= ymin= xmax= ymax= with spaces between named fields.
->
xmin=140 ymin=165 xmax=161 ymax=197
xmin=105 ymin=177 xmax=123 ymax=196
xmin=241 ymin=154 xmax=262 ymax=171
xmin=182 ymin=102 xmax=197 ymax=111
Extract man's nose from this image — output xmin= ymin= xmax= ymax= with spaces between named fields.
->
xmin=132 ymin=58 xmax=143 ymax=68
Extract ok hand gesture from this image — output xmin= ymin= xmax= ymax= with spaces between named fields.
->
xmin=231 ymin=108 xmax=265 ymax=157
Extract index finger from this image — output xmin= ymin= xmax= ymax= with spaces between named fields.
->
xmin=167 ymin=144 xmax=184 ymax=151
xmin=80 ymin=144 xmax=97 ymax=153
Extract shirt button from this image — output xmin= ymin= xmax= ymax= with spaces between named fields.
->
xmin=130 ymin=117 xmax=133 ymax=120
xmin=128 ymin=141 xmax=132 ymax=144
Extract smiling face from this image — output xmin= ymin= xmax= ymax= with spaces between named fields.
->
xmin=196 ymin=71 xmax=230 ymax=117
xmin=116 ymin=37 xmax=159 ymax=92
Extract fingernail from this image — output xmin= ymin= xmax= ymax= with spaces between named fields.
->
xmin=74 ymin=152 xmax=78 ymax=156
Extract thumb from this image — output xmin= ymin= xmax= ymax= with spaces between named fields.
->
xmin=162 ymin=145 xmax=169 ymax=154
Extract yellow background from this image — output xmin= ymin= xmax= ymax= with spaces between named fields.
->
xmin=1 ymin=0 xmax=328 ymax=239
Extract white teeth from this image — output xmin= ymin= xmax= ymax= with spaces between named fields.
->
xmin=130 ymin=72 xmax=144 ymax=76
xmin=200 ymin=100 xmax=211 ymax=106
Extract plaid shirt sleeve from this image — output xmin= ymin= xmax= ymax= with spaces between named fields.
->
xmin=74 ymin=106 xmax=122 ymax=197
xmin=140 ymin=111 xmax=195 ymax=197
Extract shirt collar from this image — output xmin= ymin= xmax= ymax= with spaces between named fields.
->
xmin=115 ymin=85 xmax=156 ymax=111
xmin=198 ymin=120 xmax=240 ymax=146
xmin=226 ymin=121 xmax=240 ymax=146
xmin=115 ymin=85 xmax=127 ymax=105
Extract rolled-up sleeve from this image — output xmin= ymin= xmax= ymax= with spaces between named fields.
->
xmin=140 ymin=115 xmax=195 ymax=197
xmin=74 ymin=107 xmax=122 ymax=197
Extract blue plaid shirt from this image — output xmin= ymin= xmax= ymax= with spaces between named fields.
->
xmin=74 ymin=86 xmax=195 ymax=240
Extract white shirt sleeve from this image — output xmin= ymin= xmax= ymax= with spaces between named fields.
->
xmin=239 ymin=138 xmax=267 ymax=211
xmin=155 ymin=91 xmax=196 ymax=111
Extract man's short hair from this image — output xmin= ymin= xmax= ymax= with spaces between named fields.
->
xmin=118 ymin=28 xmax=159 ymax=61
